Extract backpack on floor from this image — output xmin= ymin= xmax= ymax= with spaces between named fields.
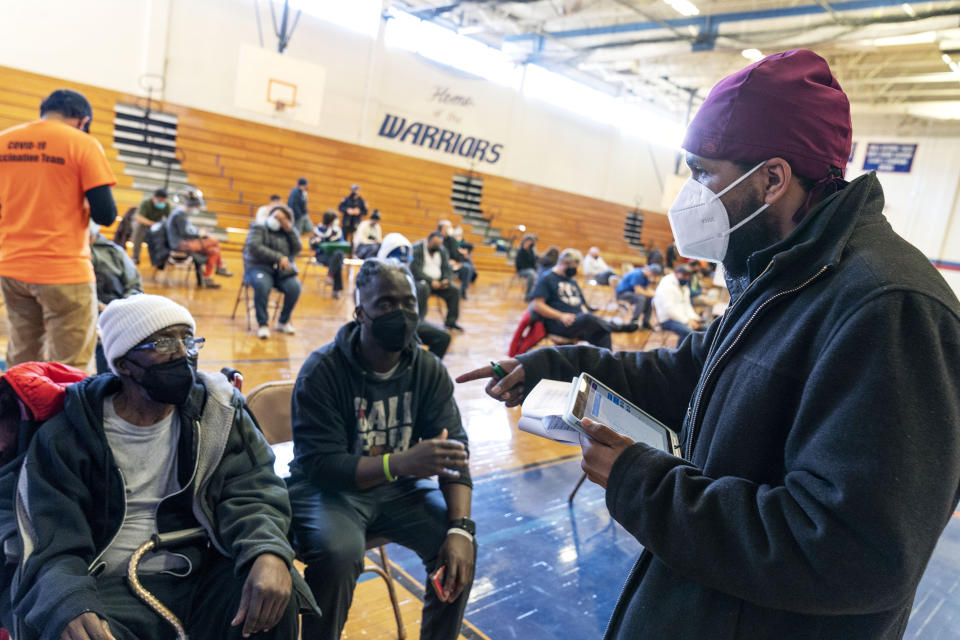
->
xmin=146 ymin=220 xmax=172 ymax=268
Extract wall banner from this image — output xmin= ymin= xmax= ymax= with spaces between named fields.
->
xmin=377 ymin=112 xmax=504 ymax=164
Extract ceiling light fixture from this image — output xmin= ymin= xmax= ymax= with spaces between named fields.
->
xmin=664 ymin=0 xmax=700 ymax=17
xmin=871 ymin=31 xmax=937 ymax=47
xmin=901 ymin=3 xmax=917 ymax=17
xmin=742 ymin=48 xmax=764 ymax=62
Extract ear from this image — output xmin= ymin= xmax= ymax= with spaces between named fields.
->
xmin=760 ymin=158 xmax=793 ymax=204
xmin=114 ymin=356 xmax=132 ymax=377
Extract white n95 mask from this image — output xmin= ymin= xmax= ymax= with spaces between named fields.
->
xmin=667 ymin=160 xmax=770 ymax=262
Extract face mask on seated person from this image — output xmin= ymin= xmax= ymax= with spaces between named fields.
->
xmin=369 ymin=309 xmax=419 ymax=352
xmin=266 ymin=217 xmax=281 ymax=232
xmin=564 ymin=267 xmax=578 ymax=278
xmin=125 ymin=356 xmax=197 ymax=405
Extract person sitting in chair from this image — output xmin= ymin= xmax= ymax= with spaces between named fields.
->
xmin=615 ymin=263 xmax=663 ymax=330
xmin=166 ymin=191 xmax=232 ymax=289
xmin=310 ymin=210 xmax=346 ymax=300
xmin=411 ymin=232 xmax=463 ymax=332
xmin=243 ymin=205 xmax=302 ymax=339
xmin=10 ymin=294 xmax=317 ymax=640
xmin=288 ymin=258 xmax=475 ymax=640
xmin=530 ymin=248 xmax=636 ymax=349
xmin=438 ymin=220 xmax=475 ymax=300
xmin=353 ymin=209 xmax=383 ymax=259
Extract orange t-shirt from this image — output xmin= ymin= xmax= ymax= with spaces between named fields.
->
xmin=0 ymin=119 xmax=116 ymax=284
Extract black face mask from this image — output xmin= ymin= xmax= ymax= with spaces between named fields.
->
xmin=368 ymin=308 xmax=419 ymax=352
xmin=677 ymin=278 xmax=690 ymax=287
xmin=127 ymin=356 xmax=197 ymax=405
xmin=564 ymin=267 xmax=578 ymax=278
xmin=428 ymin=246 xmax=440 ymax=254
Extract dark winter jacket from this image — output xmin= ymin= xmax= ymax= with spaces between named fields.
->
xmin=411 ymin=241 xmax=453 ymax=286
xmin=10 ymin=371 xmax=319 ymax=639
xmin=289 ymin=322 xmax=471 ymax=492
xmin=517 ymin=173 xmax=960 ymax=640
xmin=165 ymin=205 xmax=200 ymax=248
xmin=287 ymin=187 xmax=308 ymax=221
xmin=90 ymin=234 xmax=142 ymax=305
xmin=337 ymin=193 xmax=367 ymax=230
xmin=515 ymin=246 xmax=537 ymax=272
xmin=242 ymin=222 xmax=302 ymax=274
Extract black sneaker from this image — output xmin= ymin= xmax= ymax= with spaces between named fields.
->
xmin=445 ymin=323 xmax=465 ymax=332
xmin=202 ymin=277 xmax=222 ymax=289
xmin=610 ymin=322 xmax=638 ymax=333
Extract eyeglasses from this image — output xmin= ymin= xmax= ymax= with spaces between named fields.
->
xmin=129 ymin=336 xmax=205 ymax=356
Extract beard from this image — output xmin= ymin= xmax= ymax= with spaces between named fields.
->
xmin=721 ymin=187 xmax=781 ymax=298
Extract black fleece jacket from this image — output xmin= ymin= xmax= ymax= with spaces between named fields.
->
xmin=289 ymin=322 xmax=471 ymax=492
xmin=517 ymin=173 xmax=960 ymax=640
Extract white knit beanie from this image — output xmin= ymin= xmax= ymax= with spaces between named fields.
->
xmin=99 ymin=294 xmax=196 ymax=374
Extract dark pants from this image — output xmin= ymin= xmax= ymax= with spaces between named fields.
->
xmin=244 ymin=268 xmax=301 ymax=327
xmin=92 ymin=551 xmax=299 ymax=640
xmin=355 ymin=244 xmax=380 ymax=259
xmin=316 ymin=250 xmax=345 ymax=292
xmin=416 ymin=281 xmax=460 ymax=327
xmin=130 ymin=221 xmax=149 ymax=265
xmin=544 ymin=313 xmax=612 ymax=349
xmin=418 ymin=322 xmax=451 ymax=358
xmin=453 ymin=262 xmax=475 ymax=296
xmin=289 ymin=478 xmax=474 ymax=640
xmin=591 ymin=269 xmax=616 ymax=285
xmin=617 ymin=291 xmax=653 ymax=324
xmin=294 ymin=215 xmax=313 ymax=235
xmin=517 ymin=268 xmax=537 ymax=300
xmin=660 ymin=319 xmax=693 ymax=340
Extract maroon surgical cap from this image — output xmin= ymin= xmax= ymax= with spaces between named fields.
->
xmin=683 ymin=49 xmax=852 ymax=181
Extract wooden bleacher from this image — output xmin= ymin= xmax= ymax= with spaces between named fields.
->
xmin=0 ymin=64 xmax=670 ymax=275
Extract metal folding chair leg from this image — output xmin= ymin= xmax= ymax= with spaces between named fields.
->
xmin=362 ymin=543 xmax=406 ymax=640
xmin=568 ymin=472 xmax=588 ymax=503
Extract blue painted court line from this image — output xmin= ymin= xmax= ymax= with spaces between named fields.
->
xmin=384 ymin=459 xmax=960 ymax=639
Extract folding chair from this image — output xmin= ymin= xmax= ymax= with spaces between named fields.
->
xmin=245 ymin=381 xmax=406 ymax=639
xmin=230 ymin=282 xmax=284 ymax=332
xmin=155 ymin=251 xmax=202 ymax=287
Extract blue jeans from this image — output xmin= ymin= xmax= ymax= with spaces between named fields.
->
xmin=289 ymin=477 xmax=474 ymax=640
xmin=660 ymin=319 xmax=693 ymax=340
xmin=244 ymin=268 xmax=301 ymax=327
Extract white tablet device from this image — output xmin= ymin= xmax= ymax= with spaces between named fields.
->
xmin=564 ymin=373 xmax=681 ymax=457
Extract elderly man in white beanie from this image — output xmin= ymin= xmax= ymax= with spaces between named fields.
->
xmin=10 ymin=294 xmax=318 ymax=640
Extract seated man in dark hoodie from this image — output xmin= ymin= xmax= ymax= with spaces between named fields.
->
xmin=459 ymin=50 xmax=960 ymax=640
xmin=288 ymin=258 xmax=475 ymax=640
xmin=11 ymin=294 xmax=317 ymax=640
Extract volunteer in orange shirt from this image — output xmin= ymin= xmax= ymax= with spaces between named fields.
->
xmin=0 ymin=89 xmax=117 ymax=371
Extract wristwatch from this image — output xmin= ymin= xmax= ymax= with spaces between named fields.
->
xmin=448 ymin=517 xmax=476 ymax=536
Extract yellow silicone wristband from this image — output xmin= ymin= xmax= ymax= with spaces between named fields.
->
xmin=383 ymin=453 xmax=396 ymax=482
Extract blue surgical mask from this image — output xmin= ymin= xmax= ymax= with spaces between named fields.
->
xmin=155 ymin=201 xmax=167 ymax=209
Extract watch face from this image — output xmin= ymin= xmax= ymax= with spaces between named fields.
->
xmin=451 ymin=518 xmax=476 ymax=535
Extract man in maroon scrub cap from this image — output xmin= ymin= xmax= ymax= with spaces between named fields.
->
xmin=458 ymin=50 xmax=960 ymax=639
